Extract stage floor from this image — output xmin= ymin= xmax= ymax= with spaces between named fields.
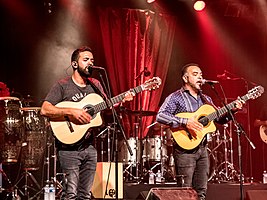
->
xmin=122 ymin=182 xmax=267 ymax=200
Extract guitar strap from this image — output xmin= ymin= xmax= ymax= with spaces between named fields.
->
xmin=199 ymin=90 xmax=220 ymax=118
xmin=199 ymin=90 xmax=212 ymax=105
xmin=86 ymin=78 xmax=107 ymax=101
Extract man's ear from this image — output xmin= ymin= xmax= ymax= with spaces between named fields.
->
xmin=183 ymin=75 xmax=188 ymax=83
xmin=72 ymin=61 xmax=78 ymax=68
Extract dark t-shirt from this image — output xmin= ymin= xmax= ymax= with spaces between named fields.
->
xmin=45 ymin=76 xmax=104 ymax=104
xmin=44 ymin=76 xmax=105 ymax=149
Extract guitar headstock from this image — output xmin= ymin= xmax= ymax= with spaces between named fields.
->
xmin=248 ymin=85 xmax=264 ymax=100
xmin=141 ymin=77 xmax=162 ymax=91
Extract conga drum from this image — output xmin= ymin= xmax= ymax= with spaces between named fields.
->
xmin=0 ymin=97 xmax=23 ymax=163
xmin=20 ymin=107 xmax=48 ymax=170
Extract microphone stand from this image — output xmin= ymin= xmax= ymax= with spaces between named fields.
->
xmin=98 ymin=70 xmax=133 ymax=200
xmin=134 ymin=67 xmax=150 ymax=183
xmin=208 ymin=83 xmax=255 ymax=200
xmin=219 ymin=71 xmax=258 ymax=181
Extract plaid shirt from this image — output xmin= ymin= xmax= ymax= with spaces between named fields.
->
xmin=156 ymin=87 xmax=214 ymax=128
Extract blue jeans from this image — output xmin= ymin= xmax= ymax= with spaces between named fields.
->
xmin=174 ymin=145 xmax=209 ymax=200
xmin=58 ymin=145 xmax=97 ymax=200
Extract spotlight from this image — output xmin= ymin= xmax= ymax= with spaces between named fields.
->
xmin=193 ymin=0 xmax=206 ymax=11
xmin=147 ymin=0 xmax=156 ymax=3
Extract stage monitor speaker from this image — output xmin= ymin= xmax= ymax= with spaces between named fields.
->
xmin=145 ymin=187 xmax=198 ymax=200
xmin=246 ymin=190 xmax=267 ymax=200
xmin=91 ymin=162 xmax=123 ymax=199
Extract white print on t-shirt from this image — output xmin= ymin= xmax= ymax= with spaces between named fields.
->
xmin=72 ymin=92 xmax=88 ymax=102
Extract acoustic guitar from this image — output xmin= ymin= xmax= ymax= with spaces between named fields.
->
xmin=50 ymin=77 xmax=161 ymax=144
xmin=172 ymin=85 xmax=264 ymax=150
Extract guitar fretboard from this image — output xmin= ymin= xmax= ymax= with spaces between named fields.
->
xmin=89 ymin=85 xmax=143 ymax=114
xmin=200 ymin=90 xmax=258 ymax=124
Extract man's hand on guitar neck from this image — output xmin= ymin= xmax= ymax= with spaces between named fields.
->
xmin=231 ymin=98 xmax=244 ymax=113
xmin=122 ymin=91 xmax=135 ymax=103
xmin=186 ymin=115 xmax=203 ymax=138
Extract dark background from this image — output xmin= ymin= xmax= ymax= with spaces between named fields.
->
xmin=0 ymin=0 xmax=267 ymax=185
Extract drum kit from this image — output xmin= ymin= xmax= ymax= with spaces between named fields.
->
xmin=116 ymin=110 xmax=175 ymax=183
xmin=0 ymin=96 xmax=49 ymax=199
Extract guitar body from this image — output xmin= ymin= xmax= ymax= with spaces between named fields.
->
xmin=260 ymin=125 xmax=267 ymax=144
xmin=172 ymin=104 xmax=217 ymax=150
xmin=50 ymin=93 xmax=104 ymax=144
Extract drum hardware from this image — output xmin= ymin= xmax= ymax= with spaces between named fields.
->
xmin=123 ymin=163 xmax=142 ymax=182
xmin=208 ymin=124 xmax=240 ymax=183
xmin=141 ymin=124 xmax=172 ymax=183
xmin=14 ymin=168 xmax=41 ymax=199
xmin=96 ymin=129 xmax=107 ymax=162
xmin=176 ymin=175 xmax=186 ymax=187
xmin=0 ymin=166 xmax=16 ymax=197
xmin=118 ymin=121 xmax=144 ymax=182
xmin=134 ymin=122 xmax=142 ymax=182
xmin=96 ymin=124 xmax=115 ymax=162
xmin=43 ymin=128 xmax=62 ymax=199
xmin=165 ymin=153 xmax=176 ymax=182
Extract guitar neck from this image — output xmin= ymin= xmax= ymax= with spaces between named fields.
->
xmin=93 ymin=85 xmax=143 ymax=114
xmin=206 ymin=93 xmax=250 ymax=122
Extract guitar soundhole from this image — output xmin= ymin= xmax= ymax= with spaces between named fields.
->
xmin=199 ymin=116 xmax=209 ymax=127
xmin=84 ymin=105 xmax=95 ymax=117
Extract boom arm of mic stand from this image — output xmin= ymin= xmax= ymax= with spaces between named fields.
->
xmin=134 ymin=70 xmax=144 ymax=80
xmin=234 ymin=122 xmax=255 ymax=149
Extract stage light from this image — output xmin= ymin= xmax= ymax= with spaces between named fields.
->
xmin=193 ymin=0 xmax=206 ymax=11
xmin=147 ymin=0 xmax=156 ymax=3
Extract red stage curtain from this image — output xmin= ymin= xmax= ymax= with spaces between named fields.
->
xmin=98 ymin=7 xmax=176 ymax=138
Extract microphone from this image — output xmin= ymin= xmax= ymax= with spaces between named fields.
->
xmin=87 ymin=65 xmax=104 ymax=74
xmin=202 ymin=79 xmax=219 ymax=84
xmin=144 ymin=67 xmax=151 ymax=77
xmin=90 ymin=66 xmax=104 ymax=70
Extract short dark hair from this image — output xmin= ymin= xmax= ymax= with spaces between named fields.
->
xmin=71 ymin=46 xmax=93 ymax=62
xmin=181 ymin=63 xmax=199 ymax=77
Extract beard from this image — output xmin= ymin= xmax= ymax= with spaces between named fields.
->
xmin=77 ymin=65 xmax=92 ymax=78
xmin=189 ymin=82 xmax=201 ymax=91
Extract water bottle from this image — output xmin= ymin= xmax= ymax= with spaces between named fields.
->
xmin=263 ymin=171 xmax=267 ymax=184
xmin=49 ymin=184 xmax=56 ymax=200
xmin=12 ymin=189 xmax=21 ymax=200
xmin=148 ymin=170 xmax=155 ymax=184
xmin=155 ymin=170 xmax=162 ymax=184
xmin=44 ymin=184 xmax=50 ymax=200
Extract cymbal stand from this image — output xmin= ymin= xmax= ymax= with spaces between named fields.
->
xmin=159 ymin=125 xmax=166 ymax=183
xmin=134 ymin=122 xmax=141 ymax=181
xmin=96 ymin=124 xmax=113 ymax=162
xmin=213 ymin=124 xmax=239 ymax=183
xmin=123 ymin=123 xmax=141 ymax=182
